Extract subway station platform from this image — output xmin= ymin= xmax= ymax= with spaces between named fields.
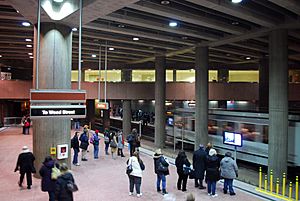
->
xmin=0 ymin=127 xmax=272 ymax=201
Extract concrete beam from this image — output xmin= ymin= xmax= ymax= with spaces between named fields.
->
xmin=267 ymin=0 xmax=300 ymax=15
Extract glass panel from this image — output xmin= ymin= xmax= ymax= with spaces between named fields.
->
xmin=166 ymin=70 xmax=173 ymax=82
xmin=132 ymin=70 xmax=155 ymax=82
xmin=85 ymin=70 xmax=121 ymax=82
xmin=176 ymin=70 xmax=195 ymax=82
xmin=229 ymin=70 xmax=259 ymax=82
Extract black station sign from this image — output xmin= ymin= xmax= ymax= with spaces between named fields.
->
xmin=30 ymin=105 xmax=86 ymax=118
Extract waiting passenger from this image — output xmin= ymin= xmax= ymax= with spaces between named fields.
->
xmin=90 ymin=130 xmax=100 ymax=159
xmin=220 ymin=152 xmax=238 ymax=196
xmin=103 ymin=128 xmax=111 ymax=155
xmin=117 ymin=130 xmax=125 ymax=157
xmin=153 ymin=149 xmax=169 ymax=195
xmin=39 ymin=156 xmax=57 ymax=201
xmin=206 ymin=148 xmax=220 ymax=197
xmin=79 ymin=126 xmax=89 ymax=161
xmin=55 ymin=163 xmax=77 ymax=201
xmin=14 ymin=146 xmax=35 ymax=189
xmin=127 ymin=128 xmax=137 ymax=156
xmin=110 ymin=131 xmax=118 ymax=159
xmin=175 ymin=150 xmax=191 ymax=192
xmin=71 ymin=132 xmax=80 ymax=166
xmin=127 ymin=151 xmax=145 ymax=197
xmin=205 ymin=142 xmax=212 ymax=155
xmin=192 ymin=144 xmax=207 ymax=189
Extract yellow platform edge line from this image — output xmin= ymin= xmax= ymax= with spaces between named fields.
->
xmin=255 ymin=188 xmax=293 ymax=201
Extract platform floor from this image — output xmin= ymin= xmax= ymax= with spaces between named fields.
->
xmin=0 ymin=127 xmax=268 ymax=201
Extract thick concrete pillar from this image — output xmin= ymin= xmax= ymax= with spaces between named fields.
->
xmin=268 ymin=29 xmax=288 ymax=178
xmin=217 ymin=69 xmax=229 ymax=83
xmin=33 ymin=23 xmax=72 ymax=172
xmin=259 ymin=57 xmax=269 ymax=112
xmin=121 ymin=69 xmax=132 ymax=82
xmin=154 ymin=54 xmax=166 ymax=148
xmin=86 ymin=99 xmax=95 ymax=129
xmin=122 ymin=100 xmax=131 ymax=137
xmin=195 ymin=46 xmax=209 ymax=150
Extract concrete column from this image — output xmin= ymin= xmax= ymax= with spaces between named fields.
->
xmin=268 ymin=29 xmax=288 ymax=178
xmin=121 ymin=69 xmax=132 ymax=82
xmin=122 ymin=100 xmax=131 ymax=137
xmin=81 ymin=70 xmax=85 ymax=82
xmin=173 ymin=69 xmax=176 ymax=82
xmin=86 ymin=99 xmax=95 ymax=129
xmin=259 ymin=57 xmax=269 ymax=112
xmin=33 ymin=23 xmax=72 ymax=172
xmin=195 ymin=46 xmax=209 ymax=150
xmin=217 ymin=69 xmax=229 ymax=83
xmin=154 ymin=54 xmax=166 ymax=148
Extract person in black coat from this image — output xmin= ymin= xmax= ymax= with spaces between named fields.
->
xmin=192 ymin=144 xmax=207 ymax=189
xmin=206 ymin=149 xmax=220 ymax=197
xmin=127 ymin=128 xmax=137 ymax=156
xmin=55 ymin=163 xmax=76 ymax=201
xmin=153 ymin=149 xmax=169 ymax=195
xmin=79 ymin=127 xmax=89 ymax=161
xmin=175 ymin=150 xmax=191 ymax=192
xmin=14 ymin=146 xmax=35 ymax=189
xmin=71 ymin=132 xmax=80 ymax=166
xmin=39 ymin=156 xmax=57 ymax=201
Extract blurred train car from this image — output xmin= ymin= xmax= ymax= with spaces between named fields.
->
xmin=168 ymin=108 xmax=300 ymax=167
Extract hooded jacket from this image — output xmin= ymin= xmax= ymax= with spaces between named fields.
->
xmin=39 ymin=160 xmax=56 ymax=192
xmin=55 ymin=172 xmax=75 ymax=201
xmin=220 ymin=156 xmax=238 ymax=179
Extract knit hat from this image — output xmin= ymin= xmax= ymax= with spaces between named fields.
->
xmin=22 ymin=146 xmax=29 ymax=153
xmin=225 ymin=152 xmax=232 ymax=157
xmin=209 ymin=148 xmax=217 ymax=156
xmin=155 ymin=148 xmax=162 ymax=155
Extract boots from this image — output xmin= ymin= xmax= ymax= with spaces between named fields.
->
xmin=157 ymin=187 xmax=161 ymax=192
xmin=162 ymin=189 xmax=168 ymax=195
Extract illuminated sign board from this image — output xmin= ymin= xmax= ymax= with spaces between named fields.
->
xmin=96 ymin=102 xmax=109 ymax=110
xmin=30 ymin=105 xmax=86 ymax=118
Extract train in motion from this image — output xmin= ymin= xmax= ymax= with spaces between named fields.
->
xmin=168 ymin=108 xmax=300 ymax=167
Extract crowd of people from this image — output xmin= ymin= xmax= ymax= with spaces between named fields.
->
xmin=14 ymin=124 xmax=239 ymax=200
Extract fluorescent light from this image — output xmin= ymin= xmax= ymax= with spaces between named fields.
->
xmin=22 ymin=22 xmax=31 ymax=27
xmin=26 ymin=44 xmax=32 ymax=48
xmin=232 ymin=0 xmax=242 ymax=3
xmin=161 ymin=0 xmax=170 ymax=5
xmin=133 ymin=37 xmax=139 ymax=41
xmin=72 ymin=27 xmax=77 ymax=31
xmin=29 ymin=56 xmax=34 ymax=59
xmin=109 ymin=47 xmax=115 ymax=51
xmin=25 ymin=38 xmax=32 ymax=42
xmin=245 ymin=56 xmax=251 ymax=60
xmin=0 ymin=55 xmax=2 ymax=58
xmin=169 ymin=22 xmax=178 ymax=27
xmin=53 ymin=0 xmax=64 ymax=2
xmin=28 ymin=53 xmax=33 ymax=55
xmin=88 ymin=69 xmax=91 ymax=71
xmin=118 ymin=24 xmax=125 ymax=28
xmin=16 ymin=10 xmax=20 ymax=13
xmin=91 ymin=54 xmax=96 ymax=58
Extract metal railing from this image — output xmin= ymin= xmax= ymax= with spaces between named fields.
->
xmin=3 ymin=117 xmax=22 ymax=127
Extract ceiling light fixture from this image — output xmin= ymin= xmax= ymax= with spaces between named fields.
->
xmin=118 ymin=24 xmax=125 ymax=28
xmin=182 ymin=36 xmax=188 ymax=40
xmin=109 ymin=47 xmax=115 ymax=51
xmin=161 ymin=0 xmax=170 ymax=5
xmin=16 ymin=10 xmax=20 ymax=13
xmin=0 ymin=55 xmax=2 ymax=58
xmin=25 ymin=38 xmax=32 ymax=42
xmin=92 ymin=54 xmax=97 ymax=58
xmin=72 ymin=27 xmax=78 ymax=31
xmin=29 ymin=56 xmax=34 ymax=59
xmin=232 ymin=0 xmax=242 ymax=3
xmin=245 ymin=56 xmax=251 ymax=60
xmin=7 ymin=67 xmax=11 ymax=70
xmin=133 ymin=37 xmax=139 ymax=41
xmin=232 ymin=21 xmax=239 ymax=25
xmin=22 ymin=22 xmax=31 ymax=27
xmin=28 ymin=53 xmax=33 ymax=55
xmin=26 ymin=44 xmax=32 ymax=48
xmin=169 ymin=21 xmax=178 ymax=27
xmin=53 ymin=0 xmax=64 ymax=2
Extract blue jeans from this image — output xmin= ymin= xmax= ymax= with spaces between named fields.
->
xmin=207 ymin=180 xmax=216 ymax=195
xmin=48 ymin=191 xmax=55 ymax=201
xmin=224 ymin=178 xmax=234 ymax=193
xmin=157 ymin=174 xmax=166 ymax=190
xmin=73 ymin=149 xmax=79 ymax=164
xmin=105 ymin=143 xmax=109 ymax=154
xmin=94 ymin=145 xmax=99 ymax=158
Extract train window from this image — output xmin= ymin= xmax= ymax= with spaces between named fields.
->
xmin=239 ymin=123 xmax=256 ymax=141
xmin=208 ymin=120 xmax=218 ymax=135
xmin=262 ymin=126 xmax=268 ymax=144
xmin=221 ymin=121 xmax=235 ymax=133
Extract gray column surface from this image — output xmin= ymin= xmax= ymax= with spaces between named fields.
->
xmin=195 ymin=46 xmax=209 ymax=150
xmin=122 ymin=100 xmax=132 ymax=137
xmin=268 ymin=29 xmax=288 ymax=179
xmin=154 ymin=54 xmax=166 ymax=148
xmin=259 ymin=57 xmax=269 ymax=112
xmin=86 ymin=99 xmax=95 ymax=129
xmin=33 ymin=23 xmax=72 ymax=173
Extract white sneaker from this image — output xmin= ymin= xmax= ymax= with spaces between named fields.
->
xmin=212 ymin=194 xmax=218 ymax=197
xmin=129 ymin=192 xmax=133 ymax=196
xmin=75 ymin=163 xmax=80 ymax=166
xmin=137 ymin=193 xmax=142 ymax=197
xmin=208 ymin=193 xmax=211 ymax=196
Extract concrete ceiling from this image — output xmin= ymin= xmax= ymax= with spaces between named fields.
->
xmin=0 ymin=0 xmax=299 ymax=72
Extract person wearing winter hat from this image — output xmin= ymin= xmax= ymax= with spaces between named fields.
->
xmin=14 ymin=146 xmax=35 ymax=189
xmin=90 ymin=130 xmax=100 ymax=159
xmin=206 ymin=148 xmax=220 ymax=197
xmin=220 ymin=152 xmax=238 ymax=196
xmin=153 ymin=149 xmax=169 ymax=195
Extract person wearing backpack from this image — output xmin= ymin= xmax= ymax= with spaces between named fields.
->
xmin=117 ymin=130 xmax=125 ymax=157
xmin=103 ymin=128 xmax=111 ymax=155
xmin=175 ymin=150 xmax=191 ymax=192
xmin=39 ymin=156 xmax=57 ymax=201
xmin=110 ymin=131 xmax=118 ymax=159
xmin=55 ymin=163 xmax=77 ymax=201
xmin=79 ymin=127 xmax=89 ymax=161
xmin=153 ymin=149 xmax=169 ymax=195
xmin=127 ymin=128 xmax=137 ymax=156
xmin=71 ymin=132 xmax=80 ymax=166
xmin=91 ymin=130 xmax=100 ymax=159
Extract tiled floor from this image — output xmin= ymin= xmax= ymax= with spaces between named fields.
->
xmin=0 ymin=127 xmax=266 ymax=201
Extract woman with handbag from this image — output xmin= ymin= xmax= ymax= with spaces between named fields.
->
xmin=110 ymin=131 xmax=118 ymax=159
xmin=153 ymin=149 xmax=169 ymax=195
xmin=175 ymin=150 xmax=191 ymax=192
xmin=127 ymin=151 xmax=144 ymax=197
xmin=14 ymin=146 xmax=35 ymax=189
xmin=39 ymin=156 xmax=57 ymax=201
